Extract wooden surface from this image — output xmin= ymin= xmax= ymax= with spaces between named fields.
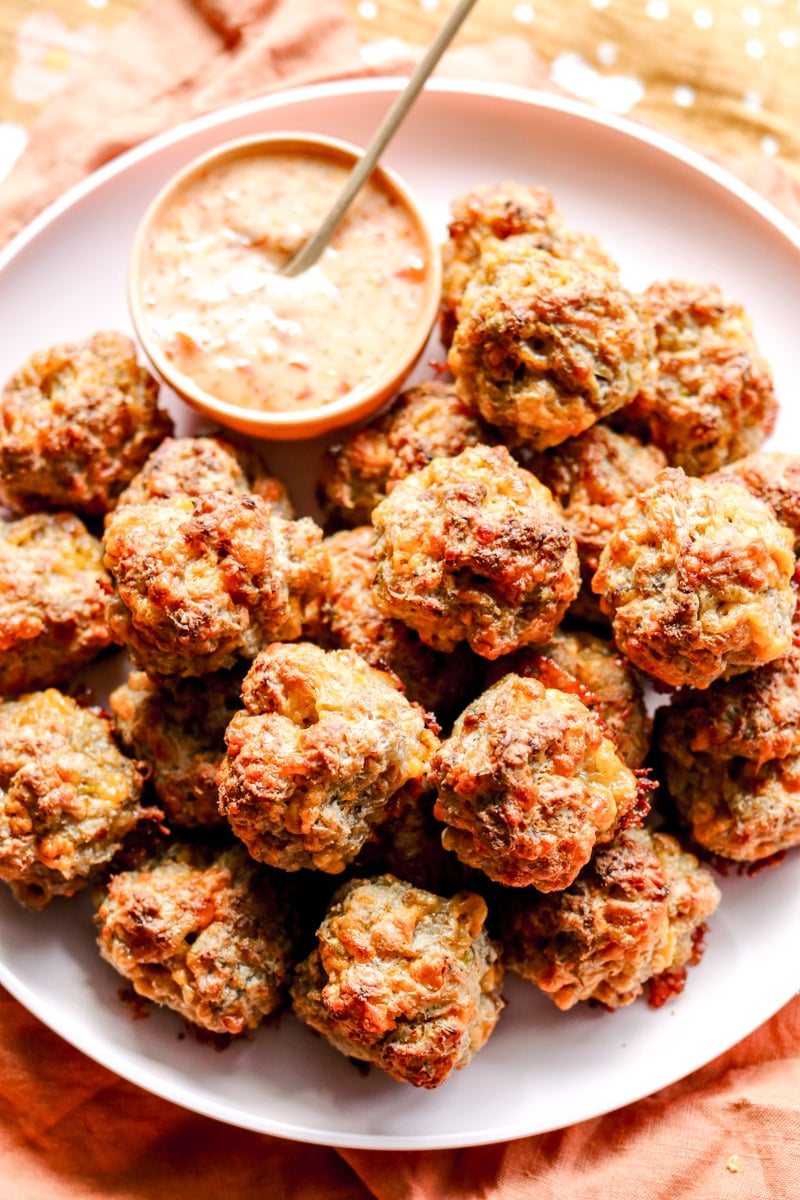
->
xmin=0 ymin=0 xmax=798 ymax=184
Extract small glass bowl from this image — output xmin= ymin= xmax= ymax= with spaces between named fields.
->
xmin=128 ymin=132 xmax=442 ymax=441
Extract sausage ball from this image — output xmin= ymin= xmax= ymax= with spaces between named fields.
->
xmin=0 ymin=512 xmax=113 ymax=695
xmin=317 ymin=381 xmax=496 ymax=528
xmin=95 ymin=840 xmax=296 ymax=1034
xmin=527 ymin=423 xmax=668 ymax=617
xmin=353 ymin=777 xmax=478 ymax=896
xmin=371 ymin=444 xmax=580 ymax=660
xmin=112 ymin=434 xmax=293 ymax=518
xmin=290 ymin=874 xmax=504 ymax=1089
xmin=0 ymin=331 xmax=173 ymax=516
xmin=429 ymin=674 xmax=642 ymax=891
xmin=110 ymin=667 xmax=247 ymax=828
xmin=315 ymin=526 xmax=479 ymax=722
xmin=485 ymin=626 xmax=652 ymax=769
xmin=613 ymin=279 xmax=777 ymax=475
xmin=498 ymin=826 xmax=720 ymax=1010
xmin=710 ymin=452 xmax=800 ymax=552
xmin=216 ymin=642 xmax=439 ymax=873
xmin=657 ymin=716 xmax=800 ymax=862
xmin=103 ymin=491 xmax=324 ymax=678
xmin=447 ymin=241 xmax=653 ymax=451
xmin=656 ymin=634 xmax=800 ymax=768
xmin=439 ymin=182 xmax=617 ymax=344
xmin=0 ymin=689 xmax=153 ymax=908
xmin=592 ymin=468 xmax=796 ymax=689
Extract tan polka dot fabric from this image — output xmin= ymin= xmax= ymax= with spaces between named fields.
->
xmin=351 ymin=0 xmax=799 ymax=181
xmin=0 ymin=0 xmax=797 ymax=188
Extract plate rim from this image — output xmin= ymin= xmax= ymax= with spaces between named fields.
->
xmin=2 ymin=76 xmax=798 ymax=276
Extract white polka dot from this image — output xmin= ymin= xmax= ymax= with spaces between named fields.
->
xmin=742 ymin=6 xmax=761 ymax=26
xmin=743 ymin=89 xmax=763 ymax=110
xmin=760 ymin=135 xmax=780 ymax=155
xmin=513 ymin=3 xmax=534 ymax=22
xmin=597 ymin=41 xmax=618 ymax=65
xmin=590 ymin=0 xmax=611 ymax=8
xmin=746 ymin=37 xmax=765 ymax=56
xmin=693 ymin=8 xmax=713 ymax=28
xmin=550 ymin=51 xmax=645 ymax=113
xmin=420 ymin=0 xmax=439 ymax=8
xmin=86 ymin=0 xmax=107 ymax=7
xmin=673 ymin=84 xmax=696 ymax=106
xmin=360 ymin=37 xmax=413 ymax=66
xmin=779 ymin=28 xmax=798 ymax=46
xmin=647 ymin=1 xmax=669 ymax=17
xmin=358 ymin=1 xmax=378 ymax=18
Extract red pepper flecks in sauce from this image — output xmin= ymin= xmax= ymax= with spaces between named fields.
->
xmin=138 ymin=152 xmax=430 ymax=413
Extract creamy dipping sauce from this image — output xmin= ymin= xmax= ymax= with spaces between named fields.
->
xmin=136 ymin=149 xmax=431 ymax=413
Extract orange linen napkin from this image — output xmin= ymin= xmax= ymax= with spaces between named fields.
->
xmin=0 ymin=2 xmax=799 ymax=1197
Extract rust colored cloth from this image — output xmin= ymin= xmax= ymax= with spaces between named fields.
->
xmin=0 ymin=1 xmax=799 ymax=1196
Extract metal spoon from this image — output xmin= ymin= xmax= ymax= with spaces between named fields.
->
xmin=282 ymin=0 xmax=480 ymax=277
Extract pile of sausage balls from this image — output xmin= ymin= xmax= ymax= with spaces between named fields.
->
xmin=0 ymin=182 xmax=795 ymax=1090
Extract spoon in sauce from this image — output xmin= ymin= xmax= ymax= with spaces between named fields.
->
xmin=282 ymin=0 xmax=481 ymax=278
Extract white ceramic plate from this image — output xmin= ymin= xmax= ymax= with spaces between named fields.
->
xmin=1 ymin=79 xmax=799 ymax=1151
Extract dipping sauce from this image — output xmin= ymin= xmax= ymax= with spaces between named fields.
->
xmin=134 ymin=144 xmax=433 ymax=414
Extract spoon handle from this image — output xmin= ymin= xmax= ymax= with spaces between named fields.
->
xmin=282 ymin=0 xmax=481 ymax=277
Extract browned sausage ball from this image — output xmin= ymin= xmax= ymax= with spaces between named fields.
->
xmin=317 ymin=380 xmax=496 ymax=528
xmin=592 ymin=468 xmax=796 ymax=689
xmin=371 ymin=444 xmax=580 ymax=660
xmin=429 ymin=674 xmax=642 ymax=891
xmin=447 ymin=240 xmax=653 ymax=450
xmin=290 ymin=873 xmax=504 ymax=1089
xmin=655 ymin=633 xmax=800 ymax=768
xmin=485 ymin=626 xmax=652 ymax=769
xmin=95 ymin=840 xmax=296 ymax=1034
xmin=216 ymin=642 xmax=439 ymax=873
xmin=0 ymin=512 xmax=113 ymax=695
xmin=0 ymin=332 xmax=173 ymax=516
xmin=613 ymin=279 xmax=777 ymax=475
xmin=353 ymin=777 xmax=478 ymax=896
xmin=0 ymin=689 xmax=153 ymax=908
xmin=710 ymin=452 xmax=800 ymax=552
xmin=112 ymin=434 xmax=293 ymax=518
xmin=110 ymin=667 xmax=247 ymax=827
xmin=315 ymin=525 xmax=479 ymax=722
xmin=440 ymin=182 xmax=618 ymax=345
xmin=103 ymin=491 xmax=324 ymax=678
xmin=527 ymin=423 xmax=668 ymax=618
xmin=657 ymin=714 xmax=800 ymax=862
xmin=498 ymin=826 xmax=720 ymax=1010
